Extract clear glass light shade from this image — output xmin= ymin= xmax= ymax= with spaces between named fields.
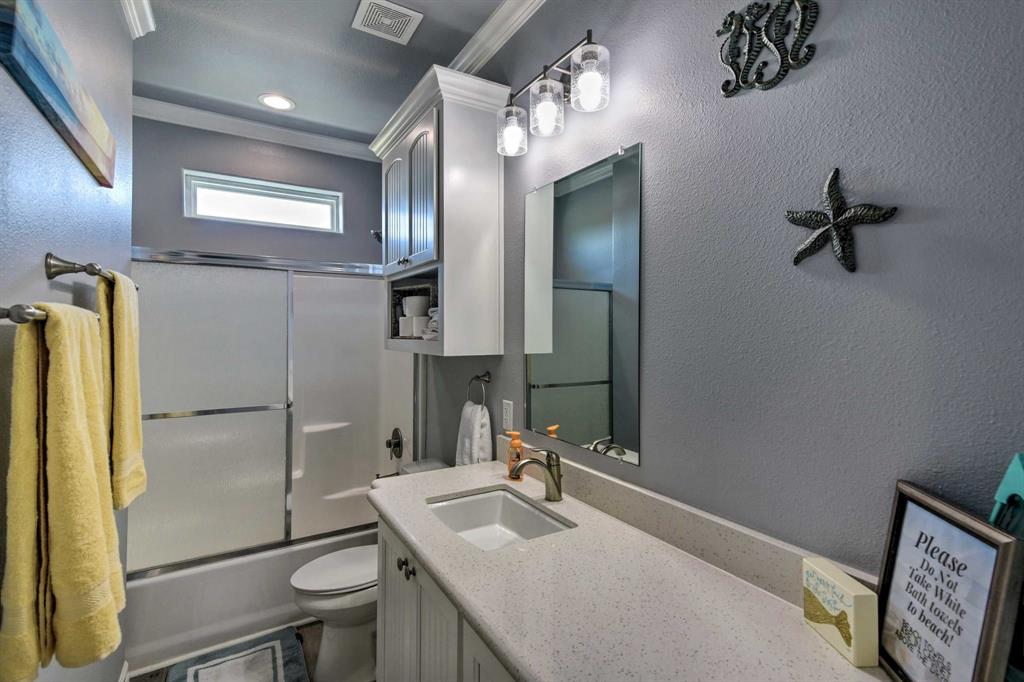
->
xmin=571 ymin=43 xmax=610 ymax=112
xmin=529 ymin=78 xmax=564 ymax=137
xmin=496 ymin=105 xmax=528 ymax=156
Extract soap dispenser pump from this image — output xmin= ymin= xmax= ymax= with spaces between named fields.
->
xmin=506 ymin=431 xmax=523 ymax=480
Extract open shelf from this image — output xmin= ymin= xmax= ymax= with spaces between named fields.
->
xmin=388 ymin=269 xmax=440 ymax=349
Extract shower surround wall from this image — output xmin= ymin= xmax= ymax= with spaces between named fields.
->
xmin=0 ymin=1 xmax=133 ymax=679
xmin=131 ymin=117 xmax=382 ymax=263
xmin=428 ymin=0 xmax=1024 ymax=573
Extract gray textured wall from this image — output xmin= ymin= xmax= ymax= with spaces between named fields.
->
xmin=131 ymin=118 xmax=382 ymax=263
xmin=0 ymin=0 xmax=133 ymax=678
xmin=428 ymin=0 xmax=1024 ymax=572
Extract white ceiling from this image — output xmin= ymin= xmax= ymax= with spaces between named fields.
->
xmin=133 ymin=0 xmax=505 ymax=144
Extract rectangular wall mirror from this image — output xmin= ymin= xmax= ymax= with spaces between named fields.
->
xmin=523 ymin=143 xmax=641 ymax=464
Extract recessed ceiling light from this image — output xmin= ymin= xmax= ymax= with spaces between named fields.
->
xmin=258 ymin=93 xmax=295 ymax=111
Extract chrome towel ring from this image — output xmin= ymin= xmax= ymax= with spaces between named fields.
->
xmin=467 ymin=371 xmax=491 ymax=405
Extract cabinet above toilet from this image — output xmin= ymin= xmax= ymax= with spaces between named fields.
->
xmin=370 ymin=66 xmax=507 ymax=356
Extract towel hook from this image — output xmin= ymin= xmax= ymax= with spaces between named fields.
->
xmin=467 ymin=371 xmax=491 ymax=405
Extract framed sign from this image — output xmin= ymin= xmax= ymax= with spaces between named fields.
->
xmin=878 ymin=481 xmax=1024 ymax=682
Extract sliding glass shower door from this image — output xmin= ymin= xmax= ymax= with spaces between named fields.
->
xmin=126 ymin=261 xmax=411 ymax=573
xmin=290 ymin=273 xmax=413 ymax=539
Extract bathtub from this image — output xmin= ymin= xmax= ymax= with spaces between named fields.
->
xmin=125 ymin=527 xmax=377 ymax=674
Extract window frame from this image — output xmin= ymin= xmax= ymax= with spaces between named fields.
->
xmin=182 ymin=169 xmax=344 ymax=234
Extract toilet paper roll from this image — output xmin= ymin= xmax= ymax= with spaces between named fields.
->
xmin=412 ymin=316 xmax=430 ymax=337
xmin=398 ymin=316 xmax=414 ymax=337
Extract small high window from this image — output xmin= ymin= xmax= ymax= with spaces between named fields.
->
xmin=183 ymin=170 xmax=343 ymax=233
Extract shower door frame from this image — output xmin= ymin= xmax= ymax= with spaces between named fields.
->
xmin=127 ymin=248 xmax=385 ymax=580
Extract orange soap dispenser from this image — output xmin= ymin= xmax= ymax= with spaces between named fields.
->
xmin=506 ymin=431 xmax=523 ymax=480
xmin=546 ymin=424 xmax=560 ymax=439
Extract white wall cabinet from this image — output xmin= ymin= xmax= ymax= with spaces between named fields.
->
xmin=382 ymin=107 xmax=438 ymax=276
xmin=371 ymin=66 xmax=508 ymax=356
xmin=377 ymin=520 xmax=513 ymax=682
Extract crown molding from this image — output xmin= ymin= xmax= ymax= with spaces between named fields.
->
xmin=132 ymin=97 xmax=378 ymax=163
xmin=449 ymin=0 xmax=546 ymax=75
xmin=369 ymin=66 xmax=509 ymax=158
xmin=120 ymin=0 xmax=155 ymax=39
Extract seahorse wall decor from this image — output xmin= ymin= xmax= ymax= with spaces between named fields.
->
xmin=716 ymin=0 xmax=819 ymax=97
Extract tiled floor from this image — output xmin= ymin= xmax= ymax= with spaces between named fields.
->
xmin=130 ymin=621 xmax=323 ymax=682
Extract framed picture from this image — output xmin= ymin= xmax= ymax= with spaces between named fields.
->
xmin=878 ymin=481 xmax=1024 ymax=682
xmin=0 ymin=0 xmax=116 ymax=187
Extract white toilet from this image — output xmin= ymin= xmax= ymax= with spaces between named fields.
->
xmin=290 ymin=544 xmax=378 ymax=682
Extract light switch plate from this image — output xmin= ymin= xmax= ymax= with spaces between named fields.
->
xmin=502 ymin=400 xmax=513 ymax=431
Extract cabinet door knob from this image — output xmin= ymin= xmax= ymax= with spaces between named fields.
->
xmin=404 ymin=565 xmax=416 ymax=580
xmin=397 ymin=557 xmax=409 ymax=572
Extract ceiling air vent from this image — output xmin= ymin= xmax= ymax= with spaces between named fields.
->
xmin=352 ymin=0 xmax=423 ymax=46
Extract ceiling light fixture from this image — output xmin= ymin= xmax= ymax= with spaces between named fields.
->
xmin=258 ymin=93 xmax=295 ymax=111
xmin=497 ymin=30 xmax=610 ymax=157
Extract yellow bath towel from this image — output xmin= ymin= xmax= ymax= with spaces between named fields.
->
xmin=0 ymin=304 xmax=124 ymax=682
xmin=97 ymin=272 xmax=146 ymax=509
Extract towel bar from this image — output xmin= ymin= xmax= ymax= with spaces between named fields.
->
xmin=0 ymin=303 xmax=47 ymax=323
xmin=45 ymin=252 xmax=116 ymax=282
xmin=45 ymin=252 xmax=139 ymax=290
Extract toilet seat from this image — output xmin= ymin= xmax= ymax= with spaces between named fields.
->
xmin=290 ymin=544 xmax=377 ymax=596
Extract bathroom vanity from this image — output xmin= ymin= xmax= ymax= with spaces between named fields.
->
xmin=377 ymin=521 xmax=513 ymax=682
xmin=369 ymin=462 xmax=887 ymax=682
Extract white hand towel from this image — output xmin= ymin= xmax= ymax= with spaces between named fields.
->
xmin=455 ymin=401 xmax=492 ymax=465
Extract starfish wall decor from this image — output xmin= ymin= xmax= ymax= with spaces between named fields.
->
xmin=786 ymin=169 xmax=897 ymax=272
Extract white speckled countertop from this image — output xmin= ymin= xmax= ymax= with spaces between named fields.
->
xmin=369 ymin=462 xmax=887 ymax=682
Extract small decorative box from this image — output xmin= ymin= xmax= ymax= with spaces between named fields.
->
xmin=803 ymin=557 xmax=878 ymax=667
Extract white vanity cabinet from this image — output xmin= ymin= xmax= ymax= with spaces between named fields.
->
xmin=463 ymin=623 xmax=516 ymax=682
xmin=377 ymin=520 xmax=514 ymax=682
xmin=371 ymin=65 xmax=508 ymax=356
xmin=378 ymin=522 xmax=459 ymax=681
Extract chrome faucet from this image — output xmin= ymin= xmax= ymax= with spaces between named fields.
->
xmin=509 ymin=449 xmax=563 ymax=501
xmin=599 ymin=443 xmax=627 ymax=462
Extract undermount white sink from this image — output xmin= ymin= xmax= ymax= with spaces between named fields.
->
xmin=427 ymin=485 xmax=575 ymax=551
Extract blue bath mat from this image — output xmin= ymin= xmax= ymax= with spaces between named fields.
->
xmin=166 ymin=627 xmax=310 ymax=682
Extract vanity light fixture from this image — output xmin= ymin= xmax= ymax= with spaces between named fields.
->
xmin=496 ymin=29 xmax=610 ymax=157
xmin=258 ymin=93 xmax=295 ymax=111
xmin=529 ymin=68 xmax=564 ymax=137
xmin=571 ymin=41 xmax=610 ymax=112
xmin=496 ymin=97 xmax=528 ymax=156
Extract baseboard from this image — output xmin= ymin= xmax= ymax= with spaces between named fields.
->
xmin=128 ymin=617 xmax=317 ymax=677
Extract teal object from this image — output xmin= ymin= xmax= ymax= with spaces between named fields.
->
xmin=991 ymin=454 xmax=1024 ymax=682
xmin=992 ymin=454 xmax=1024 ymax=533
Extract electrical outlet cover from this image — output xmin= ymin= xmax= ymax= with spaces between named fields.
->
xmin=502 ymin=400 xmax=513 ymax=431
